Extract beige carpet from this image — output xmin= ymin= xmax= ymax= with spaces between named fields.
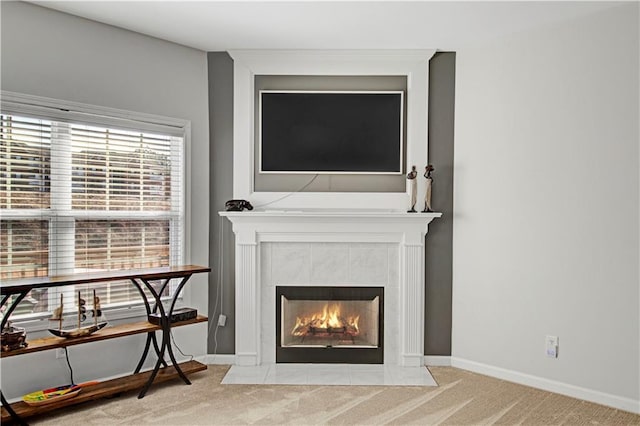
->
xmin=31 ymin=365 xmax=639 ymax=425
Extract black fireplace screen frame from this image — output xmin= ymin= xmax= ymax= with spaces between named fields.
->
xmin=276 ymin=286 xmax=384 ymax=364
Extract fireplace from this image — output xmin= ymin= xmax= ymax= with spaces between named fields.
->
xmin=276 ymin=286 xmax=384 ymax=364
xmin=220 ymin=210 xmax=441 ymax=367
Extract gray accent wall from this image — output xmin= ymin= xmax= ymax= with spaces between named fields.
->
xmin=207 ymin=52 xmax=236 ymax=354
xmin=207 ymin=52 xmax=456 ymax=357
xmin=425 ymin=52 xmax=456 ymax=356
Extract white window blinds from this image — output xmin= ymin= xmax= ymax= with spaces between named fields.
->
xmin=1 ymin=115 xmax=51 ymax=283
xmin=1 ymin=104 xmax=185 ymax=319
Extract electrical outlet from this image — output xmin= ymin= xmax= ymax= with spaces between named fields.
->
xmin=217 ymin=314 xmax=227 ymax=327
xmin=56 ymin=348 xmax=66 ymax=359
xmin=545 ymin=335 xmax=559 ymax=358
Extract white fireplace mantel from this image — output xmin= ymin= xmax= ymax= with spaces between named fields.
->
xmin=220 ymin=210 xmax=442 ymax=367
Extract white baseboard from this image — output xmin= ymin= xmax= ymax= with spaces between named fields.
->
xmin=198 ymin=354 xmax=236 ymax=365
xmin=424 ymin=356 xmax=451 ymax=366
xmin=451 ymin=357 xmax=640 ymax=415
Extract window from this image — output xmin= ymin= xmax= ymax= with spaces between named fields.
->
xmin=1 ymin=95 xmax=185 ymax=321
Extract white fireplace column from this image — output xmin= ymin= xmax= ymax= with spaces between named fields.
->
xmin=221 ymin=211 xmax=441 ymax=367
xmin=401 ymin=237 xmax=427 ymax=367
xmin=233 ymin=227 xmax=261 ymax=366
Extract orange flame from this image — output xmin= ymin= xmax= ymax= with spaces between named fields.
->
xmin=292 ymin=303 xmax=360 ymax=336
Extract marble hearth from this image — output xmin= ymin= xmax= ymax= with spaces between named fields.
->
xmin=220 ymin=210 xmax=441 ymax=368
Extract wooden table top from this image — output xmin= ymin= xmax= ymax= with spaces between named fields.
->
xmin=1 ymin=265 xmax=211 ymax=294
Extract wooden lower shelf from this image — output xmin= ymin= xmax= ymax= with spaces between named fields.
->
xmin=1 ymin=360 xmax=207 ymax=422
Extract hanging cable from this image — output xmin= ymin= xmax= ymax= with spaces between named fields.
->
xmin=253 ymin=174 xmax=319 ymax=209
xmin=170 ymin=330 xmax=193 ymax=362
xmin=64 ymin=347 xmax=75 ymax=385
xmin=208 ymin=215 xmax=225 ymax=358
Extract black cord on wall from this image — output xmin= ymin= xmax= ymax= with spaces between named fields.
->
xmin=63 ymin=347 xmax=75 ymax=385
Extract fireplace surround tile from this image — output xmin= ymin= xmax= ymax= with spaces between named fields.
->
xmin=222 ymin=364 xmax=437 ymax=386
xmin=263 ymin=242 xmax=397 ymax=365
xmin=260 ymin=287 xmax=277 ymax=364
xmin=384 ymin=288 xmax=400 ymax=365
xmin=349 ymin=244 xmax=389 ymax=284
xmin=306 ymin=370 xmax=352 ymax=386
xmin=272 ymin=243 xmax=311 ymax=285
xmin=221 ymin=365 xmax=270 ymax=384
xmin=261 ymin=242 xmax=273 ymax=288
xmin=310 ymin=243 xmax=350 ymax=284
xmin=264 ymin=368 xmax=309 ymax=385
xmin=388 ymin=245 xmax=399 ymax=287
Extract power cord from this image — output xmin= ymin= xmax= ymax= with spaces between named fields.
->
xmin=209 ymin=174 xmax=319 ymax=360
xmin=208 ymin=215 xmax=225 ymax=359
xmin=253 ymin=174 xmax=319 ymax=209
xmin=170 ymin=330 xmax=193 ymax=362
xmin=63 ymin=347 xmax=75 ymax=385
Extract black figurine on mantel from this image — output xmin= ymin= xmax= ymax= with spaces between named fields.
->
xmin=422 ymin=164 xmax=434 ymax=213
xmin=407 ymin=165 xmax=418 ymax=213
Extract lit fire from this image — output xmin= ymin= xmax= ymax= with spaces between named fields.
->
xmin=292 ymin=303 xmax=360 ymax=337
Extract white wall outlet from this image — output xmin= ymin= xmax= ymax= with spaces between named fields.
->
xmin=217 ymin=314 xmax=227 ymax=327
xmin=56 ymin=347 xmax=66 ymax=359
xmin=546 ymin=335 xmax=559 ymax=358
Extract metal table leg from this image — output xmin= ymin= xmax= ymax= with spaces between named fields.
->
xmin=1 ymin=292 xmax=28 ymax=331
xmin=1 ymin=391 xmax=26 ymax=426
xmin=130 ymin=279 xmax=167 ymax=374
xmin=156 ymin=276 xmax=193 ymax=385
xmin=135 ymin=274 xmax=193 ymax=398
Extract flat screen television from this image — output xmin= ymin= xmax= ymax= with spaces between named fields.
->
xmin=259 ymin=91 xmax=404 ymax=174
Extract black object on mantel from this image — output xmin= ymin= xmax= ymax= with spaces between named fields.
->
xmin=148 ymin=307 xmax=197 ymax=325
xmin=225 ymin=199 xmax=253 ymax=211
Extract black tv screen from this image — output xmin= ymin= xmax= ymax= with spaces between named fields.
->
xmin=260 ymin=91 xmax=404 ymax=174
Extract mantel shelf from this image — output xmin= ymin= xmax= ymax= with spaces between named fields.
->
xmin=220 ymin=210 xmax=442 ymax=246
xmin=220 ymin=209 xmax=442 ymax=217
xmin=220 ymin=210 xmax=442 ymax=219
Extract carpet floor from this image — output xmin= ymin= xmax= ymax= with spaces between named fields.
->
xmin=31 ymin=365 xmax=639 ymax=425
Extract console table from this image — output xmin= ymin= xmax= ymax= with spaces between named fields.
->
xmin=0 ymin=265 xmax=210 ymax=424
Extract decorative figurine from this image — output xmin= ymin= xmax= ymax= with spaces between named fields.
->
xmin=407 ymin=165 xmax=418 ymax=213
xmin=1 ymin=321 xmax=27 ymax=352
xmin=422 ymin=164 xmax=434 ymax=213
xmin=48 ymin=290 xmax=107 ymax=338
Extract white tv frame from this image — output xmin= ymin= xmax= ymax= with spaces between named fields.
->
xmin=229 ymin=50 xmax=436 ymax=211
xmin=258 ymin=90 xmax=405 ymax=175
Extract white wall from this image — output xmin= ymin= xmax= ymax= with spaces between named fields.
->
xmin=0 ymin=2 xmax=209 ymax=399
xmin=453 ymin=3 xmax=639 ymax=412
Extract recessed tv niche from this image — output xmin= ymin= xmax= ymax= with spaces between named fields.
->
xmin=259 ymin=91 xmax=404 ymax=174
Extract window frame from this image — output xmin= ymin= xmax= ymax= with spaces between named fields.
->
xmin=1 ymin=91 xmax=191 ymax=331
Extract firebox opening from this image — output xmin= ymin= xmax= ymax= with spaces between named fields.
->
xmin=282 ymin=297 xmax=379 ymax=348
xmin=276 ymin=286 xmax=383 ymax=364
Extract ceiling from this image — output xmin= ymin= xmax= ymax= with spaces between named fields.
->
xmin=30 ymin=1 xmax=620 ymax=51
